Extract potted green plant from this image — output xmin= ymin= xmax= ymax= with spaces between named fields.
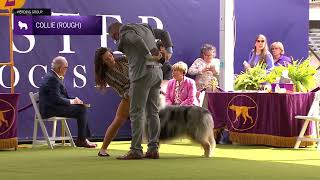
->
xmin=234 ymin=58 xmax=317 ymax=92
xmin=286 ymin=59 xmax=317 ymax=92
xmin=234 ymin=63 xmax=267 ymax=90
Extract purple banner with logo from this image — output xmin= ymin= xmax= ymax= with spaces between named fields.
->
xmin=0 ymin=93 xmax=19 ymax=149
xmin=14 ymin=16 xmax=102 ymax=35
xmin=207 ymin=92 xmax=314 ymax=147
xmin=0 ymin=0 xmax=308 ymax=141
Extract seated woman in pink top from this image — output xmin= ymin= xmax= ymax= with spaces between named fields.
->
xmin=165 ymin=61 xmax=199 ymax=106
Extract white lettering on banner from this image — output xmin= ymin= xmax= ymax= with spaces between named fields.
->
xmin=97 ymin=15 xmax=122 ymax=48
xmin=73 ymin=65 xmax=87 ymax=88
xmin=0 ymin=66 xmax=20 ymax=88
xmin=28 ymin=65 xmax=47 ymax=88
xmin=0 ymin=65 xmax=88 ymax=89
xmin=138 ymin=16 xmax=163 ymax=29
xmin=52 ymin=12 xmax=80 ymax=54
xmin=60 ymin=35 xmax=75 ymax=54
xmin=57 ymin=22 xmax=82 ymax=29
xmin=13 ymin=35 xmax=35 ymax=53
xmin=35 ymin=22 xmax=56 ymax=29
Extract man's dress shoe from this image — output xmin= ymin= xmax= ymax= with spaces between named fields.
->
xmin=75 ymin=139 xmax=97 ymax=148
xmin=117 ymin=150 xmax=143 ymax=160
xmin=144 ymin=150 xmax=159 ymax=159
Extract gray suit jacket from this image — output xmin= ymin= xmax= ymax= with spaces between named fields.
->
xmin=118 ymin=23 xmax=173 ymax=81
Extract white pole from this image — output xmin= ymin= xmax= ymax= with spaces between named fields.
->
xmin=219 ymin=0 xmax=235 ymax=91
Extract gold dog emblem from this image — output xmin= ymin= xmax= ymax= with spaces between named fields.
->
xmin=229 ymin=105 xmax=254 ymax=124
xmin=227 ymin=95 xmax=258 ymax=131
xmin=0 ymin=109 xmax=11 ymax=128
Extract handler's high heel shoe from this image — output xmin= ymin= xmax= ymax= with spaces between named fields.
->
xmin=98 ymin=150 xmax=110 ymax=157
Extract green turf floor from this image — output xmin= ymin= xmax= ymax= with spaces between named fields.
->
xmin=0 ymin=140 xmax=319 ymax=180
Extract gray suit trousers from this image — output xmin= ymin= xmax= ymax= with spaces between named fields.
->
xmin=129 ymin=66 xmax=163 ymax=152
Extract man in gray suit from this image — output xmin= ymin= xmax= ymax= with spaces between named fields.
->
xmin=108 ymin=22 xmax=173 ymax=160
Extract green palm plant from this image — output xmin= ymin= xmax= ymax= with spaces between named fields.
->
xmin=286 ymin=59 xmax=317 ymax=92
xmin=264 ymin=65 xmax=286 ymax=83
xmin=234 ymin=63 xmax=267 ymax=90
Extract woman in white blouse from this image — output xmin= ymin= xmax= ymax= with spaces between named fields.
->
xmin=188 ymin=43 xmax=220 ymax=91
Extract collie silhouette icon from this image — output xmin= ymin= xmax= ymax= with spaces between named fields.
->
xmin=18 ymin=21 xmax=28 ymax=30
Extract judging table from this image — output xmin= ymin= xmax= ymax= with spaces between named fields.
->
xmin=0 ymin=93 xmax=20 ymax=150
xmin=207 ymin=92 xmax=315 ymax=147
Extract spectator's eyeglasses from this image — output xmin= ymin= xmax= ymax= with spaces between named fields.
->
xmin=256 ymin=40 xmax=265 ymax=43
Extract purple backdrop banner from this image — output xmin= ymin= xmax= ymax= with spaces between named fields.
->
xmin=234 ymin=0 xmax=309 ymax=74
xmin=0 ymin=0 xmax=308 ymax=141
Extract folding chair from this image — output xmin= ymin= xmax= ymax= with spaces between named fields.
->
xmin=196 ymin=88 xmax=207 ymax=107
xmin=294 ymin=91 xmax=320 ymax=150
xmin=29 ymin=92 xmax=75 ymax=149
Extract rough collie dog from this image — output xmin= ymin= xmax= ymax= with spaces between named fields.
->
xmin=157 ymin=95 xmax=216 ymax=157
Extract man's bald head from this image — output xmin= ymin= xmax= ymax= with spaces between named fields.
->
xmin=51 ymin=56 xmax=67 ymax=70
xmin=51 ymin=56 xmax=68 ymax=77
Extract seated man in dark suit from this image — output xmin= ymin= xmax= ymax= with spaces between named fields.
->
xmin=39 ymin=56 xmax=96 ymax=148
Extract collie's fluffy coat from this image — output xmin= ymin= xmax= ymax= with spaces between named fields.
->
xmin=158 ymin=103 xmax=216 ymax=157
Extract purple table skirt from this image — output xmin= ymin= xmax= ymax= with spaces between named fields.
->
xmin=207 ymin=92 xmax=315 ymax=147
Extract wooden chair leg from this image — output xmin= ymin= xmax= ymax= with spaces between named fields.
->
xmin=52 ymin=120 xmax=57 ymax=145
xmin=61 ymin=120 xmax=65 ymax=146
xmin=315 ymin=121 xmax=319 ymax=139
xmin=316 ymin=121 xmax=320 ymax=150
xmin=32 ymin=115 xmax=39 ymax=147
xmin=294 ymin=120 xmax=310 ymax=149
xmin=38 ymin=120 xmax=54 ymax=149
xmin=62 ymin=120 xmax=75 ymax=147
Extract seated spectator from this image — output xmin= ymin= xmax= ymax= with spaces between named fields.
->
xmin=165 ymin=61 xmax=199 ymax=106
xmin=244 ymin=34 xmax=274 ymax=71
xmin=188 ymin=43 xmax=220 ymax=92
xmin=39 ymin=56 xmax=96 ymax=148
xmin=270 ymin=42 xmax=292 ymax=67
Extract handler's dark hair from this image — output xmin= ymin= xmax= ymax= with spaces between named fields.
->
xmin=94 ymin=47 xmax=112 ymax=91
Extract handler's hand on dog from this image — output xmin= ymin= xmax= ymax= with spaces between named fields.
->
xmin=149 ymin=48 xmax=162 ymax=61
xmin=152 ymin=53 xmax=162 ymax=61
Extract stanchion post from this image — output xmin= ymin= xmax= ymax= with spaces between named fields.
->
xmin=9 ymin=8 xmax=14 ymax=93
xmin=0 ymin=8 xmax=15 ymax=93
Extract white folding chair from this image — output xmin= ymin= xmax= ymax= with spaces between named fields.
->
xmin=29 ymin=92 xmax=75 ymax=149
xmin=198 ymin=91 xmax=206 ymax=107
xmin=294 ymin=91 xmax=320 ymax=150
xmin=196 ymin=88 xmax=207 ymax=107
